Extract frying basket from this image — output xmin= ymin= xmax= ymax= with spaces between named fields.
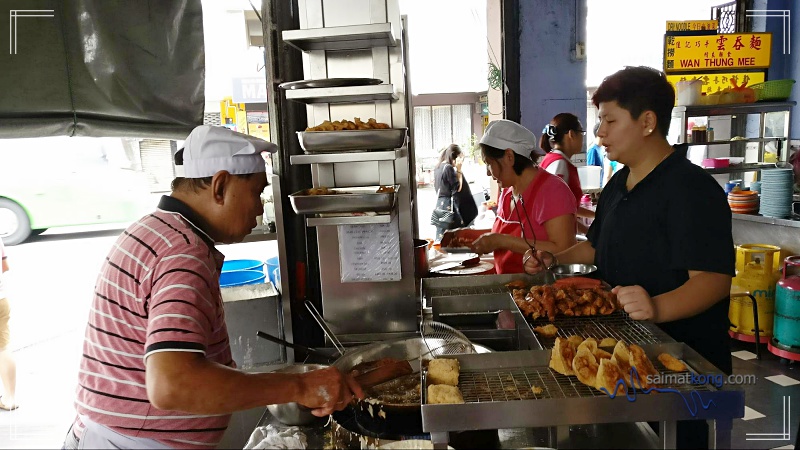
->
xmin=420 ymin=320 xmax=475 ymax=357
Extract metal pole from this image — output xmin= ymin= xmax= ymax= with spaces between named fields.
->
xmin=261 ymin=0 xmax=324 ymax=350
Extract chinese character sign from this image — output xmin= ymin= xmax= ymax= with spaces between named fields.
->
xmin=663 ymin=33 xmax=771 ymax=73
xmin=666 ymin=72 xmax=766 ymax=102
xmin=665 ymin=20 xmax=718 ymax=32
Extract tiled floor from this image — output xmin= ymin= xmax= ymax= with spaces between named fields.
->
xmin=729 ymin=339 xmax=800 ymax=450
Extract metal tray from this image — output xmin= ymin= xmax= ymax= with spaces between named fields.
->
xmin=420 ymin=344 xmax=744 ymax=449
xmin=297 ymin=128 xmax=407 ymax=152
xmin=288 ymin=185 xmax=399 ymax=215
xmin=279 ymin=78 xmax=382 ymax=90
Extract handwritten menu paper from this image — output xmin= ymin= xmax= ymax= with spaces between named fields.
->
xmin=338 ymin=217 xmax=401 ymax=282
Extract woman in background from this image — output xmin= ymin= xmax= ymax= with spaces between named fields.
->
xmin=441 ymin=145 xmax=479 ymax=227
xmin=539 ymin=113 xmax=595 ymax=234
xmin=432 ymin=144 xmax=464 ymax=243
xmin=442 ymin=120 xmax=576 ymax=274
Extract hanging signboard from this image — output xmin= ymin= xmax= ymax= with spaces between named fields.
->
xmin=666 ymin=72 xmax=766 ymax=96
xmin=231 ymin=77 xmax=269 ymax=103
xmin=666 ymin=20 xmax=718 ymax=32
xmin=664 ymin=33 xmax=772 ymax=72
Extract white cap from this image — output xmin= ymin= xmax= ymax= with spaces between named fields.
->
xmin=177 ymin=125 xmax=278 ymax=178
xmin=479 ymin=119 xmax=543 ymax=159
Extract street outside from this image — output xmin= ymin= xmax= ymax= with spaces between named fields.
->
xmin=0 ymin=226 xmax=124 ymax=448
xmin=0 ymin=182 xmax=483 ymax=448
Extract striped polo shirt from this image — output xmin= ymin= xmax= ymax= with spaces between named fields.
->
xmin=72 ymin=196 xmax=234 ymax=448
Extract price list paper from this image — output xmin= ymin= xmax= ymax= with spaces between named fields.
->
xmin=338 ymin=217 xmax=401 ymax=282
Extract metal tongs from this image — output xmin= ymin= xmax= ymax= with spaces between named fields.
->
xmin=525 ymin=245 xmax=557 ymax=285
xmin=304 ymin=300 xmax=346 ymax=357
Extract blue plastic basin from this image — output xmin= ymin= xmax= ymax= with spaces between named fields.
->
xmin=222 ymin=259 xmax=265 ymax=273
xmin=266 ymin=256 xmax=280 ymax=286
xmin=220 ymin=270 xmax=266 ymax=287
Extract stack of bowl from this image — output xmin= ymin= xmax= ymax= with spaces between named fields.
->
xmin=728 ymin=190 xmax=759 ymax=215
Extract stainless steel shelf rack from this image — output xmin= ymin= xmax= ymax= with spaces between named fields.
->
xmin=284 ymin=85 xmax=397 ymax=104
xmin=305 ymin=210 xmax=396 ymax=227
xmin=282 ymin=23 xmax=396 ymax=52
xmin=290 ymin=147 xmax=407 ymax=165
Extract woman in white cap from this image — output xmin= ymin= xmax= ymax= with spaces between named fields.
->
xmin=441 ymin=120 xmax=577 ymax=274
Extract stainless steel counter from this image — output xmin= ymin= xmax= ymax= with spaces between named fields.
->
xmin=421 ymin=346 xmax=744 ymax=449
xmin=732 ymin=212 xmax=800 ymax=255
xmin=254 ymin=404 xmax=664 ymax=449
xmin=733 ymin=212 xmax=800 ymax=228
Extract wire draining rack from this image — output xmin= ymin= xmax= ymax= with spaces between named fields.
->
xmin=421 ymin=343 xmax=744 ymax=450
xmin=525 ymin=311 xmax=676 ymax=349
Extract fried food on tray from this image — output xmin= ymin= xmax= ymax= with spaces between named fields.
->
xmin=549 ymin=337 xmax=577 ymax=376
xmin=306 ymin=117 xmax=390 ymax=131
xmin=629 ymin=345 xmax=659 ymax=389
xmin=599 ymin=337 xmax=617 ymax=348
xmin=505 ymin=279 xmax=528 ymax=290
xmin=306 ymin=187 xmax=337 ymax=195
xmin=445 ymin=235 xmax=474 ymax=249
xmin=595 ymin=358 xmax=626 ymax=396
xmin=572 ymin=347 xmax=599 ymax=387
xmin=658 ymin=353 xmax=687 ymax=372
xmin=512 ymin=284 xmax=619 ymax=322
xmin=356 ymin=117 xmax=390 ymax=129
xmin=427 ymin=384 xmax=464 ymax=404
xmin=595 ymin=349 xmax=613 ymax=360
xmin=547 ymin=336 xmax=661 ymax=396
xmin=428 ymin=358 xmax=460 ymax=386
xmin=577 ymin=337 xmax=598 ymax=354
xmin=611 ymin=340 xmax=633 ymax=385
xmin=533 ymin=324 xmax=559 ymax=338
xmin=567 ymin=335 xmax=584 ymax=348
xmin=576 ymin=337 xmax=613 ymax=361
xmin=531 ymin=385 xmax=544 ymax=395
xmin=376 ymin=185 xmax=395 ymax=193
xmin=553 ymin=276 xmax=602 ymax=290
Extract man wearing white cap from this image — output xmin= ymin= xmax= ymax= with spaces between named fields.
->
xmin=64 ymin=126 xmax=363 ymax=449
xmin=441 ymin=119 xmax=577 ymax=274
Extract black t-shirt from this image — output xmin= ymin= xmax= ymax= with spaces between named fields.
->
xmin=434 ymin=163 xmax=459 ymax=198
xmin=587 ymin=146 xmax=735 ymax=373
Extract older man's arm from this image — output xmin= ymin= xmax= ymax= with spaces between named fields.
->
xmin=146 ymin=352 xmax=363 ymax=416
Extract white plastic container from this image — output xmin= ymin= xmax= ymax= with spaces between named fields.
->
xmin=676 ymin=80 xmax=703 ymax=106
xmin=577 ymin=165 xmax=601 ymax=189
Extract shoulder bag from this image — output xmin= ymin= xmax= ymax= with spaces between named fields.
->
xmin=430 ymin=193 xmax=457 ymax=227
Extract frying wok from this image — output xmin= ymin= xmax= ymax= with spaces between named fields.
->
xmin=333 ymin=336 xmax=491 ymax=436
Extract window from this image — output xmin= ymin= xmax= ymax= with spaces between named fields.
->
xmin=413 ymin=104 xmax=473 ymax=158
